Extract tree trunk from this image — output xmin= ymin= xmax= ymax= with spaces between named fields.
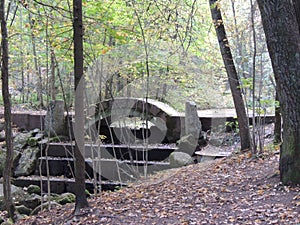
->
xmin=257 ymin=0 xmax=300 ymax=184
xmin=28 ymin=11 xmax=43 ymax=107
xmin=292 ymin=0 xmax=300 ymax=29
xmin=273 ymin=91 xmax=281 ymax=144
xmin=209 ymin=0 xmax=251 ymax=151
xmin=73 ymin=0 xmax=89 ymax=213
xmin=50 ymin=48 xmax=56 ymax=101
xmin=0 ymin=0 xmax=15 ymax=221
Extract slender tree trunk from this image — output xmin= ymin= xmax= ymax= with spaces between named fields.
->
xmin=257 ymin=0 xmax=300 ymax=184
xmin=73 ymin=0 xmax=89 ymax=213
xmin=0 ymin=0 xmax=15 ymax=221
xmin=209 ymin=0 xmax=251 ymax=151
xmin=28 ymin=11 xmax=43 ymax=107
xmin=250 ymin=0 xmax=257 ymax=154
xmin=20 ymin=9 xmax=25 ymax=103
xmin=292 ymin=0 xmax=300 ymax=29
xmin=26 ymin=55 xmax=30 ymax=103
xmin=50 ymin=48 xmax=56 ymax=100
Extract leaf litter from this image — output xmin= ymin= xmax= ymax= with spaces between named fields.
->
xmin=15 ymin=152 xmax=300 ymax=225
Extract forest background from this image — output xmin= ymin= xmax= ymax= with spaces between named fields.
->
xmin=0 ymin=0 xmax=274 ymax=114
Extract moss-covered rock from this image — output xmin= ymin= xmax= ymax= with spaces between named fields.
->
xmin=55 ymin=192 xmax=75 ymax=205
xmin=15 ymin=205 xmax=32 ymax=216
xmin=13 ymin=132 xmax=33 ymax=151
xmin=27 ymin=132 xmax=44 ymax=147
xmin=21 ymin=194 xmax=41 ymax=210
xmin=27 ymin=185 xmax=41 ymax=195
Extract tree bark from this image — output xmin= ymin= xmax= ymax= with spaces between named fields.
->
xmin=73 ymin=0 xmax=89 ymax=213
xmin=209 ymin=0 xmax=251 ymax=151
xmin=0 ymin=0 xmax=15 ymax=221
xmin=273 ymin=91 xmax=281 ymax=144
xmin=50 ymin=48 xmax=56 ymax=101
xmin=257 ymin=0 xmax=300 ymax=184
xmin=292 ymin=0 xmax=300 ymax=30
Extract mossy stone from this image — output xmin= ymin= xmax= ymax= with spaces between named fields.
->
xmin=55 ymin=193 xmax=75 ymax=205
xmin=16 ymin=205 xmax=32 ymax=216
xmin=27 ymin=185 xmax=41 ymax=195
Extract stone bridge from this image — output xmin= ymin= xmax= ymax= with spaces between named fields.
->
xmin=89 ymin=97 xmax=183 ymax=143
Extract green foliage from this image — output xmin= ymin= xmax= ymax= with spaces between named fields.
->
xmin=0 ymin=0 xmax=274 ymax=112
xmin=225 ymin=120 xmax=239 ymax=133
xmin=240 ymin=77 xmax=253 ymax=90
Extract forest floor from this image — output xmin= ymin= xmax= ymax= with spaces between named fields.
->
xmin=2 ymin=107 xmax=299 ymax=224
xmin=15 ymin=150 xmax=300 ymax=225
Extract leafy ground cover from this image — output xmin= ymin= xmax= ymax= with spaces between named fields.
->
xmin=15 ymin=151 xmax=300 ymax=225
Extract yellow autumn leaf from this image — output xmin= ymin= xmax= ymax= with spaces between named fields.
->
xmin=257 ymin=189 xmax=264 ymax=195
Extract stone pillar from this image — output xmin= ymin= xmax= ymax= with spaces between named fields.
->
xmin=44 ymin=100 xmax=66 ymax=137
xmin=185 ymin=101 xmax=202 ymax=138
xmin=176 ymin=101 xmax=204 ymax=156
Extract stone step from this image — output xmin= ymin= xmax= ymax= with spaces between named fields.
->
xmin=12 ymin=175 xmax=125 ymax=194
xmin=42 ymin=142 xmax=177 ymax=161
xmin=37 ymin=157 xmax=171 ymax=182
xmin=194 ymin=149 xmax=232 ymax=162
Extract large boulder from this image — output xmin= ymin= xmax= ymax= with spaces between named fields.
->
xmin=177 ymin=134 xmax=198 ymax=156
xmin=14 ymin=146 xmax=40 ymax=177
xmin=169 ymin=151 xmax=194 ymax=168
xmin=13 ymin=131 xmax=34 ymax=151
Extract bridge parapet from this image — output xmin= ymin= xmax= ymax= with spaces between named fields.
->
xmin=92 ymin=97 xmax=182 ymax=143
